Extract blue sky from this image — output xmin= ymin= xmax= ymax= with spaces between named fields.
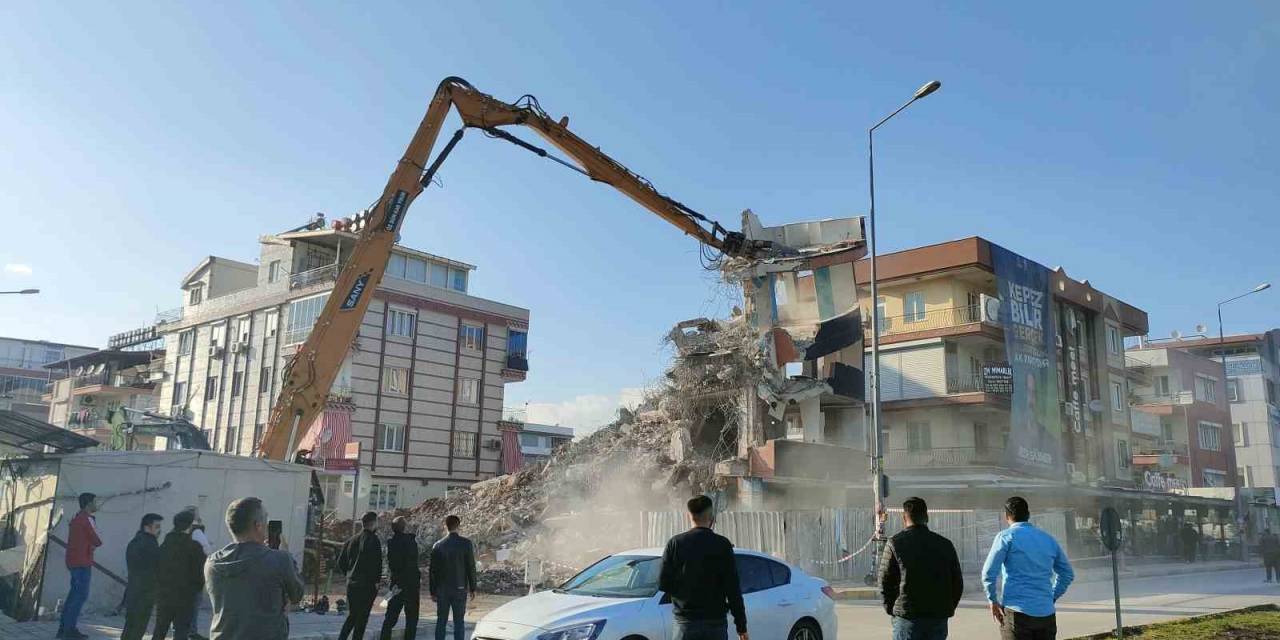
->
xmin=2 ymin=2 xmax=1276 ymax=430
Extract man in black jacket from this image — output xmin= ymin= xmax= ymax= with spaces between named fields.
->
xmin=151 ymin=510 xmax=206 ymax=640
xmin=429 ymin=515 xmax=476 ymax=640
xmin=658 ymin=495 xmax=748 ymax=640
xmin=380 ymin=516 xmax=422 ymax=640
xmin=338 ymin=511 xmax=382 ymax=640
xmin=121 ymin=513 xmax=163 ymax=640
xmin=879 ymin=497 xmax=964 ymax=640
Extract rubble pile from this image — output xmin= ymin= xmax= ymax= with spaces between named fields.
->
xmin=397 ymin=317 xmax=765 ymax=587
xmin=475 ymin=564 xmax=527 ymax=595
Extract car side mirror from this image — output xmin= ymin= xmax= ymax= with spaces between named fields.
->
xmin=659 ymin=592 xmax=671 ymax=605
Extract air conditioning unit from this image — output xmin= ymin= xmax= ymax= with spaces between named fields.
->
xmin=208 ymin=344 xmax=225 ymax=358
xmin=483 ymin=438 xmax=502 ymax=451
xmin=231 ymin=341 xmax=250 ymax=354
xmin=148 ymin=369 xmax=167 ymax=382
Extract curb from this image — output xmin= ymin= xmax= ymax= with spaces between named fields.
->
xmin=830 ymin=586 xmax=880 ymax=601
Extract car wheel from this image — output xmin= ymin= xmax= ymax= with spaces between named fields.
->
xmin=787 ymin=620 xmax=822 ymax=640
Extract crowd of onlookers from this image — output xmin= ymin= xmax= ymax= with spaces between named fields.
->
xmin=56 ymin=492 xmax=477 ymax=640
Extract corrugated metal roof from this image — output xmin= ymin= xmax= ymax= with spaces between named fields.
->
xmin=0 ymin=410 xmax=98 ymax=453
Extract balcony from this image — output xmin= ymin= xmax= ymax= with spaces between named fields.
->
xmin=501 ymin=353 xmax=529 ymax=382
xmin=885 ymin=446 xmax=1003 ymax=469
xmin=945 ymin=371 xmax=984 ymax=394
xmin=71 ymin=372 xmax=154 ymax=393
xmin=155 ymin=307 xmax=184 ymax=325
xmin=1132 ymin=391 xmax=1193 ymax=407
xmin=290 ymin=264 xmax=340 ymax=290
xmin=328 ymin=384 xmax=354 ymax=403
xmin=1124 ymin=356 xmax=1152 ymax=385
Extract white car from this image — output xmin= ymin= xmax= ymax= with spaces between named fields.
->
xmin=473 ymin=547 xmax=837 ymax=640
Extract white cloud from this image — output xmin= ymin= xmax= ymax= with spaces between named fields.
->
xmin=3 ymin=264 xmax=32 ymax=276
xmin=525 ymin=387 xmax=649 ymax=437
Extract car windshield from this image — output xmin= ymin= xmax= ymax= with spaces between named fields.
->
xmin=558 ymin=554 xmax=661 ymax=598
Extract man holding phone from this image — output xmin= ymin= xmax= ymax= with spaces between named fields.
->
xmin=205 ymin=497 xmax=304 ymax=640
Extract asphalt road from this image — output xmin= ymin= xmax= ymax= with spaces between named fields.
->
xmin=836 ymin=567 xmax=1280 ymax=639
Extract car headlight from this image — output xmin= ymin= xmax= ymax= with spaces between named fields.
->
xmin=535 ymin=620 xmax=606 ymax=640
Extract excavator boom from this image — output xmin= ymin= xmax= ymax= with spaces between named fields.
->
xmin=256 ymin=77 xmax=766 ymax=460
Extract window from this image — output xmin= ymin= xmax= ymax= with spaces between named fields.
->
xmin=1194 ymin=375 xmax=1217 ymax=403
xmin=265 ymin=310 xmax=279 ymax=338
xmin=906 ymin=422 xmax=931 ymax=451
xmin=205 ymin=376 xmax=218 ymax=401
xmin=378 ymin=423 xmax=405 ymax=452
xmin=230 ymin=371 xmax=244 ymax=397
xmin=382 ymin=366 xmax=409 ymax=396
xmin=450 ymin=268 xmax=467 ymax=292
xmin=1198 ymin=422 xmax=1222 ymax=452
xmin=1201 ymin=469 xmax=1226 ymax=488
xmin=459 ymin=378 xmax=480 ymax=405
xmin=178 ymin=330 xmax=195 ymax=355
xmin=1117 ymin=439 xmax=1130 ymax=469
xmin=369 ymin=484 xmax=399 ymax=511
xmin=768 ymin=558 xmax=791 ymax=586
xmin=875 ymin=296 xmax=887 ymax=329
xmin=386 ymin=307 xmax=416 ymax=338
xmin=1106 ymin=325 xmax=1122 ymax=355
xmin=1241 ymin=466 xmax=1254 ymax=488
xmin=1234 ymin=423 xmax=1249 ymax=447
xmin=1111 ymin=381 xmax=1125 ymax=411
xmin=173 ymin=381 xmax=188 ymax=407
xmin=508 ymin=330 xmax=528 ymax=358
xmin=259 ymin=366 xmax=273 ymax=394
xmin=904 ymin=292 xmax=926 ymax=323
xmin=1226 ymin=379 xmax=1240 ymax=402
xmin=386 ymin=253 xmax=407 ymax=279
xmin=224 ymin=425 xmax=238 ymax=453
xmin=461 ymin=325 xmax=484 ymax=351
xmin=267 ymin=260 xmax=282 ymax=283
xmin=520 ymin=433 xmax=543 ymax=448
xmin=210 ymin=323 xmax=226 ymax=348
xmin=429 ymin=263 xmax=448 ymax=288
xmin=452 ymin=431 xmax=476 ymax=457
xmin=236 ymin=316 xmax=251 ymax=343
xmin=284 ymin=293 xmax=329 ymax=344
xmin=974 ymin=422 xmax=989 ymax=452
xmin=189 ymin=285 xmax=204 ymax=306
xmin=1268 ymin=380 xmax=1277 ymax=406
xmin=405 ymin=257 xmax=427 ymax=283
xmin=1153 ymin=375 xmax=1170 ymax=396
xmin=734 ymin=555 xmax=786 ymax=594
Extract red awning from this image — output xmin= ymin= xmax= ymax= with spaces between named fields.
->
xmin=500 ymin=429 xmax=523 ymax=474
xmin=298 ymin=403 xmax=354 ymax=460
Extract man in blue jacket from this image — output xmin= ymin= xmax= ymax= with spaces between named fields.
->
xmin=982 ymin=497 xmax=1074 ymax=640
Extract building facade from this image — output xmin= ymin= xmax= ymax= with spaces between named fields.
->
xmin=1126 ymin=343 xmax=1237 ymax=490
xmin=43 ymin=349 xmax=165 ymax=448
xmin=1173 ymin=332 xmax=1280 ymax=492
xmin=0 ymin=337 xmax=95 ymax=421
xmin=516 ymin=422 xmax=574 ymax=466
xmin=148 ymin=217 xmax=530 ymax=513
xmin=851 ymin=237 xmax=1150 ymax=492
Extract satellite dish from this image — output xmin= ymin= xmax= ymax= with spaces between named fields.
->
xmin=1171 ymin=330 xmax=1182 ymax=340
xmin=1195 ymin=324 xmax=1207 ymax=334
xmin=320 ymin=428 xmax=334 ymax=444
xmin=1088 ymin=399 xmax=1104 ymax=413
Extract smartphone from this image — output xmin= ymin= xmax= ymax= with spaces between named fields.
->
xmin=268 ymin=520 xmax=282 ymax=549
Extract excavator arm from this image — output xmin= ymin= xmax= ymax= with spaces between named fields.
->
xmin=257 ymin=76 xmax=769 ymax=460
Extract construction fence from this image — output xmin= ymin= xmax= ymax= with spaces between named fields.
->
xmin=643 ymin=508 xmax=1068 ymax=582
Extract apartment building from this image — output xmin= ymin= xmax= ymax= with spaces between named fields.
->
xmin=149 ymin=215 xmax=530 ymax=513
xmin=43 ymin=349 xmax=165 ymax=448
xmin=0 ymin=337 xmax=95 ymax=421
xmin=516 ymin=422 xmax=573 ymax=466
xmin=1125 ymin=343 xmax=1237 ymax=490
xmin=852 ymin=237 xmax=1149 ymax=492
xmin=1173 ymin=331 xmax=1280 ymax=493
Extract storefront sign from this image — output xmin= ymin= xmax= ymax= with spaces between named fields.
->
xmin=1226 ymin=358 xmax=1262 ymax=376
xmin=991 ymin=244 xmax=1064 ymax=478
xmin=1144 ymin=470 xmax=1187 ymax=493
xmin=324 ymin=458 xmax=359 ymax=475
xmin=982 ymin=364 xmax=1013 ymax=394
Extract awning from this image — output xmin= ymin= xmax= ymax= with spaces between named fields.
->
xmin=500 ymin=429 xmax=523 ymax=474
xmin=0 ymin=410 xmax=98 ymax=453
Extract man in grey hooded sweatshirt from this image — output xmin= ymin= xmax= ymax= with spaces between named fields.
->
xmin=204 ymin=497 xmax=303 ymax=640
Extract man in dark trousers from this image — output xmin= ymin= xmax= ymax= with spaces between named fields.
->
xmin=878 ymin=497 xmax=964 ymax=640
xmin=1180 ymin=522 xmax=1199 ymax=563
xmin=658 ymin=495 xmax=748 ymax=640
xmin=429 ymin=515 xmax=476 ymax=640
xmin=1260 ymin=528 xmax=1280 ymax=583
xmin=152 ymin=509 xmax=206 ymax=640
xmin=59 ymin=492 xmax=101 ymax=639
xmin=338 ymin=511 xmax=382 ymax=640
xmin=121 ymin=513 xmax=163 ymax=640
xmin=982 ymin=497 xmax=1074 ymax=640
xmin=381 ymin=516 xmax=422 ymax=640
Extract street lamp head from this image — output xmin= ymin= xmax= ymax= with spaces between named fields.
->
xmin=914 ymin=80 xmax=942 ymax=100
xmin=1254 ymin=283 xmax=1271 ymax=293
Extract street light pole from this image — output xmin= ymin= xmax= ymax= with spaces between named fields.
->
xmin=868 ymin=80 xmax=941 ymax=551
xmin=0 ymin=289 xmax=40 ymax=295
xmin=1216 ymin=282 xmax=1269 ymax=561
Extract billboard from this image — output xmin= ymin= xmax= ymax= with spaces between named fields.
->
xmin=991 ymin=244 xmax=1064 ymax=478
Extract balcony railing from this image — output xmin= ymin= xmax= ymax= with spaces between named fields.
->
xmin=1132 ymin=391 xmax=1194 ymax=406
xmin=499 ymin=407 xmax=527 ymax=424
xmin=1133 ymin=441 xmax=1189 ymax=457
xmin=885 ymin=446 xmax=1003 ymax=469
xmin=945 ymin=371 xmax=985 ymax=394
xmin=290 ymin=264 xmax=340 ymax=290
xmin=880 ymin=304 xmax=986 ymax=337
xmin=155 ymin=307 xmax=184 ymax=325
xmin=328 ymin=384 xmax=354 ymax=403
xmin=71 ymin=372 xmax=153 ymax=390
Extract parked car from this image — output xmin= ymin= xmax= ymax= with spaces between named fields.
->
xmin=472 ymin=547 xmax=837 ymax=640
